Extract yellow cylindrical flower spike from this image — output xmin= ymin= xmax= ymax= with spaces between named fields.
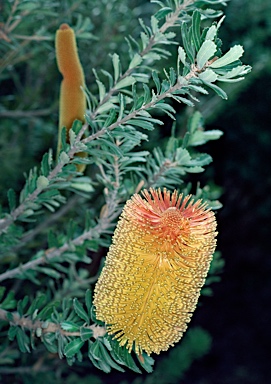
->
xmin=55 ymin=23 xmax=86 ymax=171
xmin=94 ymin=188 xmax=217 ymax=355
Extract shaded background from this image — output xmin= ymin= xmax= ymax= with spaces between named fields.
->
xmin=0 ymin=0 xmax=271 ymax=383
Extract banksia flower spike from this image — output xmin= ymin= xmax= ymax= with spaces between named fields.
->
xmin=55 ymin=23 xmax=86 ymax=171
xmin=94 ymin=188 xmax=217 ymax=355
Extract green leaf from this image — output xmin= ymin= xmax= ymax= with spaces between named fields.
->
xmin=64 ymin=339 xmax=84 ymax=358
xmin=88 ymin=341 xmax=111 ymax=372
xmin=152 ymin=71 xmax=161 ymax=93
xmin=129 ymin=53 xmax=143 ymax=69
xmin=178 ymin=46 xmax=186 ymax=66
xmin=16 ymin=328 xmax=30 ymax=353
xmin=89 ymin=339 xmax=101 ymax=360
xmin=80 ymin=326 xmax=93 ymax=341
xmin=129 ymin=119 xmax=154 ymax=131
xmin=210 ymin=45 xmax=244 ymax=68
xmin=170 ymin=95 xmax=194 ymax=107
xmin=196 ymin=40 xmax=217 ymax=69
xmin=0 ymin=291 xmax=16 ymax=310
xmin=99 ymin=342 xmax=125 ymax=372
xmin=198 ymin=68 xmax=218 ymax=83
xmin=181 ymin=23 xmax=194 ymax=63
xmin=85 ymin=289 xmax=92 ymax=317
xmin=137 ymin=352 xmax=154 ymax=373
xmin=73 ymin=298 xmax=89 ymax=324
xmin=71 ymin=120 xmax=83 ymax=135
xmin=35 ymin=267 xmax=61 ymax=279
xmin=154 ymin=102 xmax=176 ymax=119
xmin=151 ymin=15 xmax=159 ymax=33
xmin=104 ymin=108 xmax=116 ymax=127
xmin=96 ymin=80 xmax=106 ymax=102
xmin=184 ymin=165 xmax=204 ymax=173
xmin=108 ymin=337 xmax=142 ymax=373
xmin=205 ymin=24 xmax=217 ymax=41
xmin=59 ymin=151 xmax=70 ymax=165
xmin=37 ymin=175 xmax=49 ymax=189
xmin=60 ymin=127 xmax=68 ymax=151
xmin=61 ymin=321 xmax=80 ymax=332
xmin=176 ymin=148 xmax=191 ymax=165
xmin=169 ymin=67 xmax=176 ymax=85
xmin=115 ymin=76 xmax=136 ymax=90
xmin=0 ymin=287 xmax=6 ymax=302
xmin=7 ymin=189 xmax=16 ymax=212
xmin=96 ymin=102 xmax=116 ymax=114
xmin=70 ymin=182 xmax=94 ymax=193
xmin=26 ymin=293 xmax=47 ymax=317
xmin=8 ymin=326 xmax=17 ymax=341
xmin=41 ymin=152 xmax=50 ymax=177
xmin=43 ymin=333 xmax=58 ymax=353
xmin=17 ymin=296 xmax=29 ymax=317
xmin=154 ymin=7 xmax=172 ymax=20
xmin=112 ymin=53 xmax=120 ymax=82
xmin=189 ymin=153 xmax=213 ymax=166
xmin=17 ymin=2 xmax=38 ymax=11
xmin=192 ymin=10 xmax=201 ymax=52
xmin=201 ymin=80 xmax=228 ymax=99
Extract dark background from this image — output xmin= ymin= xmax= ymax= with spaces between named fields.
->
xmin=185 ymin=73 xmax=271 ymax=383
xmin=0 ymin=0 xmax=271 ymax=383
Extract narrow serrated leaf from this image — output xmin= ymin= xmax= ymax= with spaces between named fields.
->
xmin=210 ymin=45 xmax=244 ymax=68
xmin=64 ymin=339 xmax=84 ymax=358
xmin=80 ymin=326 xmax=93 ymax=341
xmin=115 ymin=76 xmax=136 ymax=90
xmin=99 ymin=342 xmax=125 ymax=372
xmin=201 ymin=80 xmax=228 ymax=99
xmin=96 ymin=102 xmax=116 ymax=114
xmin=128 ymin=53 xmax=142 ymax=69
xmin=112 ymin=53 xmax=120 ymax=82
xmin=7 ymin=189 xmax=16 ymax=212
xmin=198 ymin=68 xmax=218 ymax=83
xmin=181 ymin=23 xmax=195 ymax=63
xmin=205 ymin=25 xmax=217 ymax=41
xmin=152 ymin=71 xmax=161 ymax=94
xmin=73 ymin=298 xmax=89 ymax=324
xmin=178 ymin=46 xmax=186 ymax=65
xmin=96 ymin=80 xmax=106 ymax=102
xmin=196 ymin=40 xmax=217 ymax=69
xmin=61 ymin=321 xmax=80 ymax=332
xmin=192 ymin=10 xmax=201 ymax=51
xmin=41 ymin=152 xmax=50 ymax=177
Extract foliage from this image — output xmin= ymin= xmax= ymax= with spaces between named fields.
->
xmin=0 ymin=0 xmax=251 ymax=382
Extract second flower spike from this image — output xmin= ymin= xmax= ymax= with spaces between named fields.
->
xmin=55 ymin=23 xmax=87 ymax=172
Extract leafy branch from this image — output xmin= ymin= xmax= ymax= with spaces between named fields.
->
xmin=0 ymin=308 xmax=106 ymax=339
xmin=89 ymin=0 xmax=195 ymax=119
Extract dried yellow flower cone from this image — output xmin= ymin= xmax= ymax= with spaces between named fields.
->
xmin=55 ymin=23 xmax=87 ymax=172
xmin=94 ymin=188 xmax=217 ymax=355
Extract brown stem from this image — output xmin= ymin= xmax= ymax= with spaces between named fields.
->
xmin=0 ymin=308 xmax=106 ymax=339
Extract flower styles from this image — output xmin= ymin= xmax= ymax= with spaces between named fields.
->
xmin=55 ymin=23 xmax=86 ymax=171
xmin=94 ymin=188 xmax=217 ymax=355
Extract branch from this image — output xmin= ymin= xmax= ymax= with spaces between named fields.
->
xmin=84 ymin=68 xmax=197 ymax=145
xmin=0 ymin=308 xmax=106 ymax=339
xmin=0 ymin=217 xmax=110 ymax=283
xmin=0 ymin=183 xmax=120 ymax=283
xmin=11 ymin=195 xmax=80 ymax=253
xmin=0 ymin=108 xmax=54 ymax=118
xmin=0 ymin=63 xmax=196 ymax=236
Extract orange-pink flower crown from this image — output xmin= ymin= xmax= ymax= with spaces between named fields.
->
xmin=94 ymin=188 xmax=217 ymax=355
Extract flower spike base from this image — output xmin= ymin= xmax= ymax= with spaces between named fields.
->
xmin=94 ymin=188 xmax=217 ymax=355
